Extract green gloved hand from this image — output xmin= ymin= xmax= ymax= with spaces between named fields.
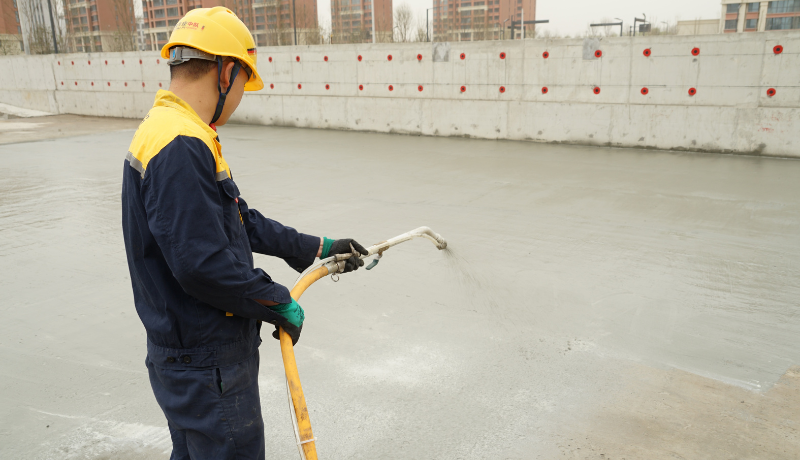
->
xmin=270 ymin=298 xmax=304 ymax=345
xmin=269 ymin=297 xmax=304 ymax=327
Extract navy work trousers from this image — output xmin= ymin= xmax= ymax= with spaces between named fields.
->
xmin=146 ymin=350 xmax=266 ymax=460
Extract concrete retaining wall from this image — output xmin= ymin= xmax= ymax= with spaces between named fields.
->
xmin=1 ymin=32 xmax=799 ymax=156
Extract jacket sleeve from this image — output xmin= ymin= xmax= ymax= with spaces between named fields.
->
xmin=141 ymin=135 xmax=292 ymax=322
xmin=236 ymin=197 xmax=320 ymax=273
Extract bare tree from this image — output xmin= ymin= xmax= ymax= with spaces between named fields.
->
xmin=393 ymin=2 xmax=413 ymax=42
xmin=108 ymin=0 xmax=136 ymax=51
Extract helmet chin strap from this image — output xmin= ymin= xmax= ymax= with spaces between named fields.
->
xmin=211 ymin=56 xmax=242 ymax=125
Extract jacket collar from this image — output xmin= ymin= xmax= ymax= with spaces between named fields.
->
xmin=152 ymin=90 xmax=218 ymax=141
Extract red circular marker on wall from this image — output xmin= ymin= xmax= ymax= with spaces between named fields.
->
xmin=159 ymin=83 xmax=162 ymax=87
xmin=359 ymin=84 xmax=364 ymax=91
xmin=157 ymin=59 xmax=160 ymax=64
xmin=297 ymin=83 xmax=302 ymax=89
xmin=773 ymin=45 xmax=783 ymax=54
xmin=88 ymin=60 xmax=91 ymax=65
xmin=593 ymin=86 xmax=601 ymax=94
xmin=107 ymin=82 xmax=110 ymax=86
xmin=325 ymin=84 xmax=330 ymax=90
xmin=542 ymin=51 xmax=549 ymax=59
xmin=269 ymin=57 xmax=272 ymax=62
xmin=541 ymin=86 xmax=548 ymax=94
xmin=74 ymin=81 xmax=77 ymax=85
xmin=104 ymin=60 xmax=107 ymax=65
xmin=388 ymin=85 xmax=393 ymax=91
xmin=125 ymin=82 xmax=128 ymax=87
xmin=499 ymin=86 xmax=506 ymax=93
xmin=499 ymin=52 xmax=506 ymax=59
xmin=60 ymin=81 xmax=63 ymax=85
xmin=460 ymin=86 xmax=466 ymax=93
xmin=594 ymin=50 xmax=602 ymax=58
xmin=688 ymin=87 xmax=697 ymax=96
xmin=91 ymin=81 xmax=94 ymax=86
xmin=418 ymin=85 xmax=423 ymax=91
xmin=122 ymin=60 xmax=125 ymax=64
xmin=460 ymin=53 xmax=465 ymax=60
xmin=296 ymin=56 xmax=300 ymax=62
xmin=270 ymin=83 xmax=274 ymax=89
xmin=641 ymin=87 xmax=649 ymax=95
xmin=387 ymin=54 xmax=392 ymax=61
xmin=139 ymin=59 xmax=142 ymax=64
xmin=417 ymin=54 xmax=422 ymax=61
xmin=767 ymin=88 xmax=776 ymax=97
xmin=71 ymin=61 xmax=74 ymax=65
xmin=142 ymin=82 xmax=145 ymax=87
xmin=58 ymin=61 xmax=60 ymax=65
xmin=643 ymin=49 xmax=651 ymax=57
xmin=324 ymin=56 xmax=328 ymax=61
xmin=358 ymin=55 xmax=363 ymax=61
xmin=691 ymin=47 xmax=700 ymax=56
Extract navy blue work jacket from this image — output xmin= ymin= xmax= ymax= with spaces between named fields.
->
xmin=121 ymin=91 xmax=319 ymax=369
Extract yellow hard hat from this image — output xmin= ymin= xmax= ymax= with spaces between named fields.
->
xmin=161 ymin=7 xmax=263 ymax=91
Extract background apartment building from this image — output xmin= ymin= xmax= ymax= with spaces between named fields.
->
xmin=432 ymin=0 xmax=535 ymax=42
xmin=330 ymin=0 xmax=391 ymax=43
xmin=142 ymin=0 xmax=317 ymax=50
xmin=721 ymin=0 xmax=800 ymax=32
xmin=63 ymin=0 xmax=136 ymax=52
xmin=0 ymin=0 xmax=23 ymax=53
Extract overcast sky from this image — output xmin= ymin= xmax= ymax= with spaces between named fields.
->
xmin=315 ymin=0 xmax=723 ymax=37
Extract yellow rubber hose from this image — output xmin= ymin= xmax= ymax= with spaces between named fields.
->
xmin=279 ymin=265 xmax=329 ymax=460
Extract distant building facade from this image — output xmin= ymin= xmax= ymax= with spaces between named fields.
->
xmin=330 ymin=0 xmax=391 ymax=43
xmin=676 ymin=19 xmax=720 ymax=35
xmin=63 ymin=0 xmax=136 ymax=52
xmin=0 ymin=0 xmax=24 ymax=53
xmin=721 ymin=0 xmax=800 ymax=33
xmin=141 ymin=0 xmax=318 ymax=51
xmin=432 ymin=0 xmax=535 ymax=42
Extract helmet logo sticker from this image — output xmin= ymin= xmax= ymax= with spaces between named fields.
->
xmin=176 ymin=21 xmax=201 ymax=30
xmin=247 ymin=48 xmax=256 ymax=56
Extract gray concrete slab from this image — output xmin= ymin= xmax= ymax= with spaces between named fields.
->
xmin=1 ymin=121 xmax=798 ymax=459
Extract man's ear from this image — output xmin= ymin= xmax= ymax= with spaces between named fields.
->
xmin=220 ymin=60 xmax=236 ymax=90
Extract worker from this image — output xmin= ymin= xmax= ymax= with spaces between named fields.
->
xmin=121 ymin=7 xmax=367 ymax=459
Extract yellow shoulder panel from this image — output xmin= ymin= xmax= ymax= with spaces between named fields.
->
xmin=126 ymin=106 xmax=231 ymax=181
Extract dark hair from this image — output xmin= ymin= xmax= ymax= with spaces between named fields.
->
xmin=169 ymin=58 xmax=218 ymax=82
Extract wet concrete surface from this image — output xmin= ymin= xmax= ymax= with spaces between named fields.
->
xmin=0 ymin=118 xmax=798 ymax=459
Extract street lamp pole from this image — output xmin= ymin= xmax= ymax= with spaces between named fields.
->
xmin=46 ymin=0 xmax=58 ymax=53
xmin=614 ymin=17 xmax=623 ymax=37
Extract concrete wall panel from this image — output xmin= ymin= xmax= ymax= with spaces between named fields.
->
xmin=2 ymin=32 xmax=800 ymax=157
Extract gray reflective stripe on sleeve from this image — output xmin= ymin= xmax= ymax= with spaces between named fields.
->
xmin=216 ymin=170 xmax=230 ymax=181
xmin=126 ymin=151 xmax=145 ymax=178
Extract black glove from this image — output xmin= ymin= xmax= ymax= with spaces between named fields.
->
xmin=273 ymin=322 xmax=302 ymax=346
xmin=328 ymin=238 xmax=369 ymax=273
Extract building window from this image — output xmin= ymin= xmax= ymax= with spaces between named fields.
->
xmin=747 ymin=2 xmax=760 ymax=11
xmin=156 ymin=32 xmax=167 ymax=40
xmin=746 ymin=18 xmax=758 ymax=28
xmin=166 ymin=7 xmax=178 ymax=15
xmin=80 ymin=16 xmax=87 ymax=24
xmin=255 ymin=24 xmax=265 ymax=29
xmin=153 ymin=0 xmax=163 ymax=6
xmin=256 ymin=16 xmax=264 ymax=23
xmin=79 ymin=6 xmax=86 ymax=13
xmin=90 ymin=5 xmax=96 ymax=11
xmin=155 ymin=20 xmax=166 ymax=27
xmin=154 ymin=8 xmax=165 ymax=17
xmin=726 ymin=3 xmax=740 ymax=13
xmin=725 ymin=19 xmax=738 ymax=29
xmin=768 ymin=0 xmax=800 ymax=13
xmin=142 ymin=1 xmax=147 ymax=9
xmin=91 ymin=14 xmax=97 ymax=22
xmin=168 ymin=19 xmax=178 ymax=25
xmin=766 ymin=16 xmax=800 ymax=28
xmin=166 ymin=0 xmax=177 ymax=4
